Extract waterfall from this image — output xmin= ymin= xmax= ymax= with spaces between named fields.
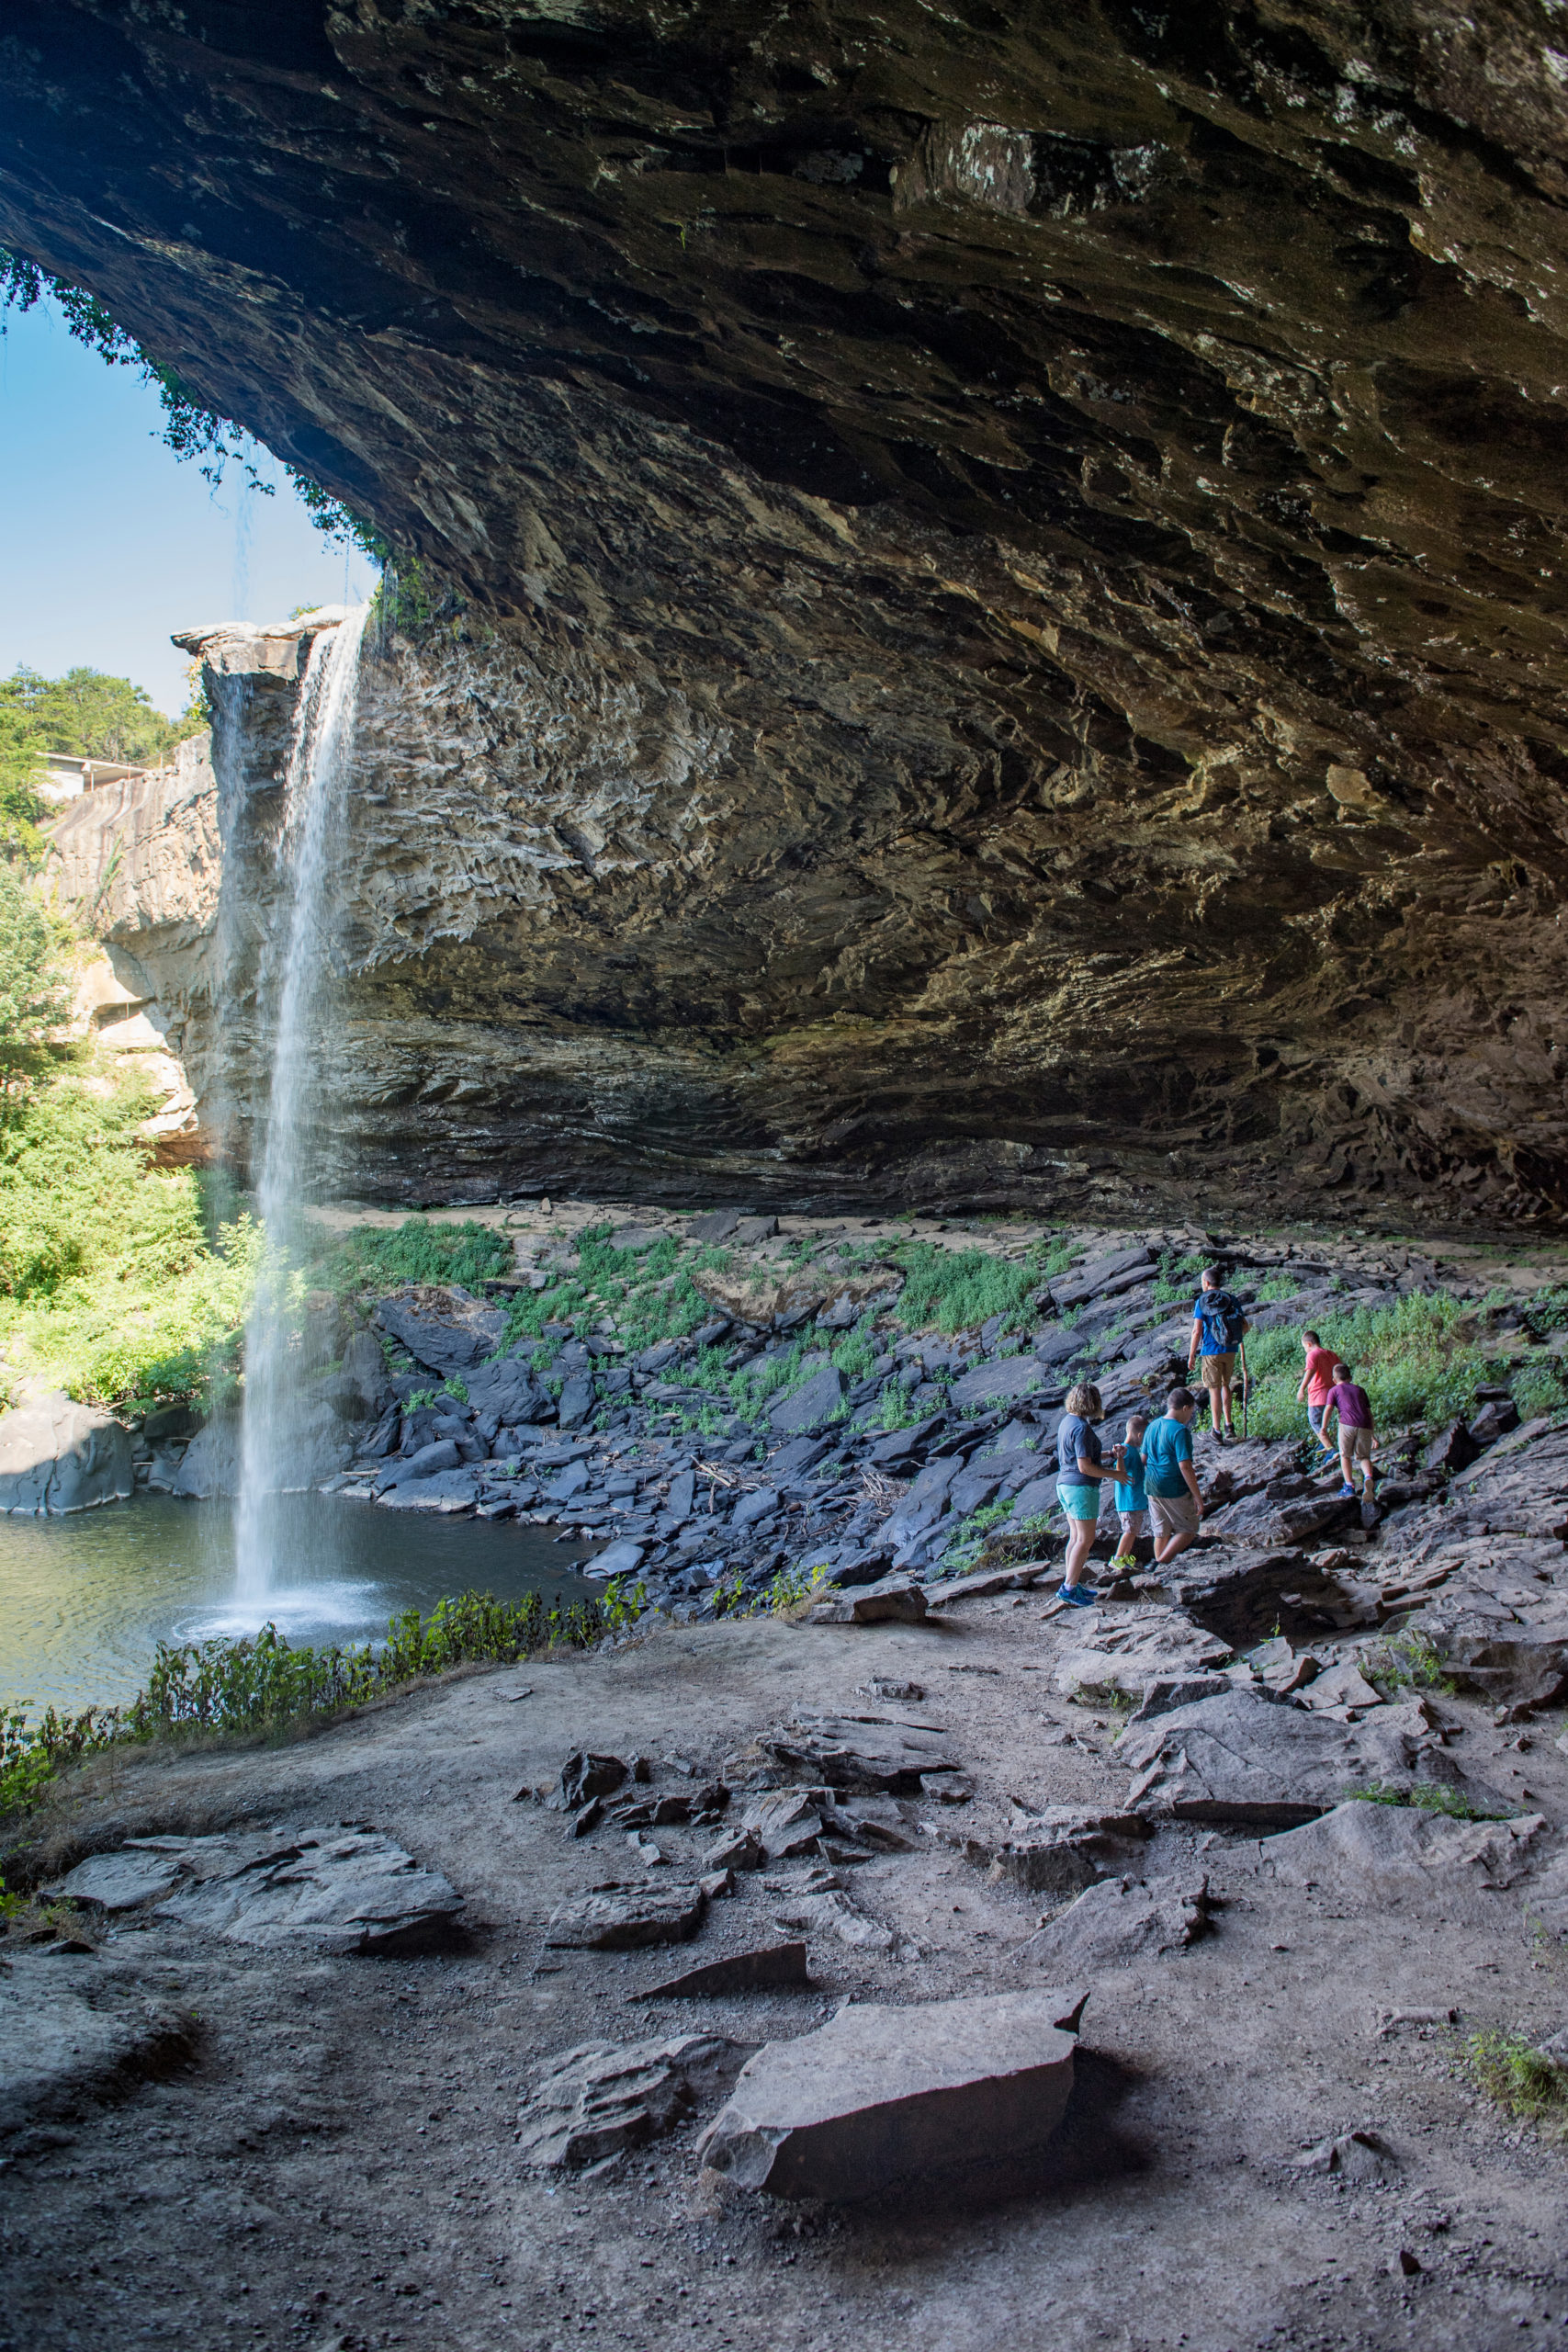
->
xmin=233 ymin=604 xmax=370 ymax=1606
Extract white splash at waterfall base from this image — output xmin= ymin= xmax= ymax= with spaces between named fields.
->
xmin=233 ymin=604 xmax=370 ymax=1608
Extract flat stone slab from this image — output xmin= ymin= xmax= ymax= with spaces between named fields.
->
xmin=54 ymin=1828 xmax=464 ymax=1954
xmin=769 ymin=1365 xmax=847 ymax=1434
xmin=516 ymin=2032 xmax=749 ymax=2168
xmin=760 ymin=1712 xmax=959 ymax=1792
xmin=1263 ymin=1800 xmax=1549 ymax=1895
xmin=545 ymin=1882 xmax=709 ymax=1950
xmin=947 ymin=1355 xmax=1043 ymax=1411
xmin=923 ymin=1565 xmax=1047 ymax=1604
xmin=631 ymin=1944 xmax=811 ymax=2001
xmin=1117 ymin=1689 xmax=1497 ymax=1827
xmin=0 ymin=1392 xmax=133 ymax=1516
xmin=0 ymin=1951 xmax=198 ymax=2143
xmin=696 ymin=1986 xmax=1087 ymax=2200
xmin=1016 ymin=1873 xmax=1211 ymax=1970
xmin=807 ymin=1577 xmax=929 ymax=1625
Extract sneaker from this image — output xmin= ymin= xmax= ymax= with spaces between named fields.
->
xmin=1337 ymin=1482 xmax=1356 ymax=1499
xmin=1066 ymin=1583 xmax=1098 ymax=1607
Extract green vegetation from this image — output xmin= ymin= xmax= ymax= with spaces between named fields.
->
xmin=1151 ymin=1249 xmax=1209 ymax=1305
xmin=306 ymin=1216 xmax=513 ymax=1301
xmin=888 ymin=1238 xmax=1069 ymax=1336
xmin=1348 ymin=1780 xmax=1509 ymax=1822
xmin=939 ymin=1498 xmax=1013 ymax=1574
xmin=0 ymin=247 xmax=388 ymax=564
xmin=1233 ymin=1292 xmax=1514 ymax=1442
xmin=0 ymin=1062 xmax=262 ymax=1406
xmin=0 ymin=704 xmax=49 ymax=863
xmin=1362 ymin=1627 xmax=1454 ymax=1698
xmin=0 ymin=663 xmax=205 ymax=769
xmin=1464 ymin=2030 xmax=1568 ymax=2135
xmin=0 ymin=1588 xmax=637 ymax=1820
xmin=0 ymin=865 xmax=73 ymax=1073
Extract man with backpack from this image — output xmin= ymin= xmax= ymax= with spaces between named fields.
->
xmin=1187 ymin=1265 xmax=1250 ymax=1443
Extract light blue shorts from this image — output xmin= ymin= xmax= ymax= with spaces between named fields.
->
xmin=1058 ymin=1484 xmax=1100 ymax=1521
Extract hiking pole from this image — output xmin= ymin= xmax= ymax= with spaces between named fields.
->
xmin=1239 ymin=1338 xmax=1249 ymax=1442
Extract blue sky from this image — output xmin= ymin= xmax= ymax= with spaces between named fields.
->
xmin=0 ymin=294 xmax=380 ymax=717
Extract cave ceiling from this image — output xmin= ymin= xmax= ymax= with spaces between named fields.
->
xmin=6 ymin=3 xmax=1568 ymax=1221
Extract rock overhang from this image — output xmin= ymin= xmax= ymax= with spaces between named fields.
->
xmin=12 ymin=6 xmax=1568 ymax=1218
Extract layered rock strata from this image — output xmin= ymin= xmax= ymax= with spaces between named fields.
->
xmin=16 ymin=6 xmax=1568 ymax=1216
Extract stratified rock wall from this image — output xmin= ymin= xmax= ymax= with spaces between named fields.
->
xmin=11 ymin=6 xmax=1568 ymax=1217
xmin=46 ymin=737 xmax=221 ymax=1164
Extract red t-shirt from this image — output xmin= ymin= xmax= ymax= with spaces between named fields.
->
xmin=1303 ymin=1346 xmax=1338 ymax=1405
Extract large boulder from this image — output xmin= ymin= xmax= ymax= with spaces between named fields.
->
xmin=372 ymin=1285 xmax=507 ymax=1375
xmin=0 ymin=1393 xmax=133 ymax=1516
xmin=168 ymin=1414 xmax=242 ymax=1498
xmin=696 ymin=1986 xmax=1085 ymax=2200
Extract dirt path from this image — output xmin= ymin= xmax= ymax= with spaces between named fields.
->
xmin=6 ymin=1589 xmax=1565 ymax=2352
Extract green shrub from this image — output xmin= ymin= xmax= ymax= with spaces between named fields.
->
xmin=1465 ymin=2030 xmax=1568 ymax=2133
xmin=0 ymin=1587 xmax=637 ymax=1819
xmin=1348 ymin=1780 xmax=1507 ymax=1821
xmin=1363 ymin=1628 xmax=1454 ymax=1697
xmin=0 ymin=1061 xmax=264 ymax=1402
xmin=1234 ymin=1291 xmax=1490 ymax=1441
xmin=310 ymin=1216 xmax=513 ymax=1296
xmin=886 ymin=1241 xmax=1048 ymax=1336
xmin=0 ymin=864 xmax=72 ymax=1067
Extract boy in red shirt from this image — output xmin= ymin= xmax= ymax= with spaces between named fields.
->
xmin=1295 ymin=1328 xmax=1340 ymax=1464
xmin=1325 ymin=1360 xmax=1377 ymax=1500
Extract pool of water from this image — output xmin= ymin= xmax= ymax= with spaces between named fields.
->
xmin=0 ymin=1493 xmax=601 ymax=1716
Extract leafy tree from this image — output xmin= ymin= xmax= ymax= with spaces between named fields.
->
xmin=0 ymin=664 xmax=209 ymax=768
xmin=0 ymin=706 xmax=48 ymax=864
xmin=0 ymin=863 xmax=72 ymax=1076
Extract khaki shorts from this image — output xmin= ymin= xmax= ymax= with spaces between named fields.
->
xmin=1338 ymin=1427 xmax=1374 ymax=1462
xmin=1149 ymin=1490 xmax=1200 ymax=1539
xmin=1198 ymin=1353 xmax=1235 ymax=1391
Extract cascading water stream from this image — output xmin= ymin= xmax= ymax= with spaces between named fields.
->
xmin=232 ymin=604 xmax=370 ymax=1607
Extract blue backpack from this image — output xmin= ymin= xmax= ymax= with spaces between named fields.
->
xmin=1195 ymin=1288 xmax=1247 ymax=1353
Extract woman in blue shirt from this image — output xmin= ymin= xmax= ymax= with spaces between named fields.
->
xmin=1055 ymin=1381 xmax=1111 ymax=1608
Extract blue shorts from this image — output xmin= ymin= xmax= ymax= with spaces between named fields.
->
xmin=1307 ymin=1402 xmax=1332 ymax=1441
xmin=1058 ymin=1484 xmax=1100 ymax=1521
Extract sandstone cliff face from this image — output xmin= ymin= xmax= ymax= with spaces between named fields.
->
xmin=46 ymin=737 xmax=220 ymax=1165
xmin=10 ymin=6 xmax=1568 ymax=1219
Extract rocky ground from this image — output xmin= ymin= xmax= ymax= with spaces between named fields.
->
xmin=133 ymin=1205 xmax=1568 ymax=1636
xmin=5 ymin=1589 xmax=1568 ymax=2352
xmin=6 ymin=1208 xmax=1568 ymax=2350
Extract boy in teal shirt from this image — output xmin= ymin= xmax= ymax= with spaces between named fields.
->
xmin=1109 ymin=1412 xmax=1148 ymax=1570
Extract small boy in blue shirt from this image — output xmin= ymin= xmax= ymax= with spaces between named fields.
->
xmin=1109 ymin=1412 xmax=1148 ymax=1571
